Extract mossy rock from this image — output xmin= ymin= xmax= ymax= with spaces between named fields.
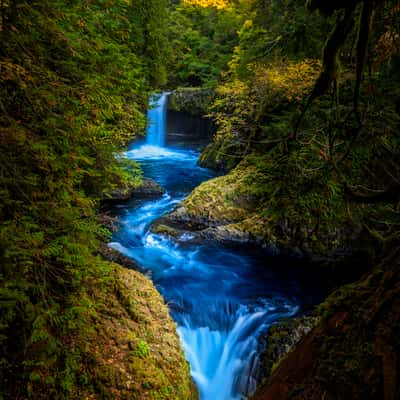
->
xmin=151 ymin=224 xmax=181 ymax=237
xmin=168 ymin=87 xmax=215 ymax=116
xmin=165 ymin=152 xmax=372 ymax=261
xmin=73 ymin=264 xmax=196 ymax=399
xmin=257 ymin=315 xmax=319 ymax=385
xmin=102 ymin=178 xmax=165 ymax=205
xmin=159 ymin=160 xmax=277 ymax=246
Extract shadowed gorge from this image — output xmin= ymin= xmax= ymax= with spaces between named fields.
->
xmin=1 ymin=0 xmax=399 ymax=399
xmin=108 ymin=95 xmax=324 ymax=399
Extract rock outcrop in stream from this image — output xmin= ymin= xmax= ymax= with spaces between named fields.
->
xmin=151 ymin=159 xmax=369 ymax=265
xmin=102 ymin=178 xmax=165 ymax=205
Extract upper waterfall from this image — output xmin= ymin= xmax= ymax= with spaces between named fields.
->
xmin=146 ymin=92 xmax=168 ymax=147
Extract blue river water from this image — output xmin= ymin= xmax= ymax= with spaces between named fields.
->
xmin=109 ymin=94 xmax=303 ymax=399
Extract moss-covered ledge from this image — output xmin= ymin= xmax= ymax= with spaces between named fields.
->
xmin=155 ymin=155 xmax=376 ymax=267
xmin=167 ymin=87 xmax=215 ymax=116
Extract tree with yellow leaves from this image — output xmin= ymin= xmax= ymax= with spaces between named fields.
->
xmin=182 ymin=0 xmax=229 ymax=9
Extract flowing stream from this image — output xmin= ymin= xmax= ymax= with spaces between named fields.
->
xmin=109 ymin=93 xmax=303 ymax=399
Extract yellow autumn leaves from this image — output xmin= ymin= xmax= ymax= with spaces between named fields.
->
xmin=182 ymin=0 xmax=229 ymax=9
xmin=253 ymin=60 xmax=321 ymax=102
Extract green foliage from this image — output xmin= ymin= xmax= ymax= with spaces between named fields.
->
xmin=229 ymin=0 xmax=329 ymax=78
xmin=132 ymin=339 xmax=150 ymax=359
xmin=167 ymin=1 xmax=244 ymax=87
xmin=0 ymin=0 xmax=170 ymax=397
xmin=129 ymin=0 xmax=170 ymax=87
xmin=197 ymin=0 xmax=400 ymax=252
xmin=200 ymin=59 xmax=320 ymax=170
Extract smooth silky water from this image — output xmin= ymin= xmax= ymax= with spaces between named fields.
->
xmin=109 ymin=93 xmax=302 ymax=399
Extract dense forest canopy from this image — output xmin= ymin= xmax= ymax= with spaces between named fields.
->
xmin=1 ymin=0 xmax=399 ymax=398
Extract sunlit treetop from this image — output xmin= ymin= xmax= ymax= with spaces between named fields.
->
xmin=182 ymin=0 xmax=229 ymax=9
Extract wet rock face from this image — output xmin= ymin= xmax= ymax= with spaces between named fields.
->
xmin=150 ymin=219 xmax=253 ymax=246
xmin=152 ymin=203 xmax=257 ymax=247
xmin=98 ymin=244 xmax=139 ymax=270
xmin=97 ymin=212 xmax=120 ymax=231
xmin=256 ymin=315 xmax=319 ymax=386
xmin=199 ymin=226 xmax=251 ymax=244
xmin=162 ymin=205 xmax=229 ymax=230
xmin=166 ymin=88 xmax=216 ymax=148
xmin=166 ymin=111 xmax=215 ymax=147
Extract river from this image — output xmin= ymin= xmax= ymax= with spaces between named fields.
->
xmin=109 ymin=93 xmax=304 ymax=400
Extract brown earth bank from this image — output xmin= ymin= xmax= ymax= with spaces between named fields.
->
xmin=251 ymin=248 xmax=400 ymax=400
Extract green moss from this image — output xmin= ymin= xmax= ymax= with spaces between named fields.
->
xmin=132 ymin=340 xmax=150 ymax=359
xmin=151 ymin=224 xmax=180 ymax=236
xmin=183 ymin=166 xmax=257 ymax=224
xmin=185 ymin=144 xmax=378 ymax=254
xmin=83 ymin=264 xmax=195 ymax=399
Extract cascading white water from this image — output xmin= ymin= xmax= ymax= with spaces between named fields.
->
xmin=146 ymin=92 xmax=168 ymax=147
xmin=177 ymin=302 xmax=297 ymax=400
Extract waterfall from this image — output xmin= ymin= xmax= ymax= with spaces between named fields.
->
xmin=114 ymin=92 xmax=303 ymax=400
xmin=175 ymin=299 xmax=297 ymax=400
xmin=146 ymin=92 xmax=168 ymax=147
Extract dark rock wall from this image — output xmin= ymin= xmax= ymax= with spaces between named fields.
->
xmin=166 ymin=110 xmax=215 ymax=147
xmin=251 ymin=249 xmax=400 ymax=400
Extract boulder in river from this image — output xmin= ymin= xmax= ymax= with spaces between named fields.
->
xmin=102 ymin=178 xmax=165 ymax=205
xmin=131 ymin=178 xmax=165 ymax=198
xmin=152 ymin=159 xmax=374 ymax=271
